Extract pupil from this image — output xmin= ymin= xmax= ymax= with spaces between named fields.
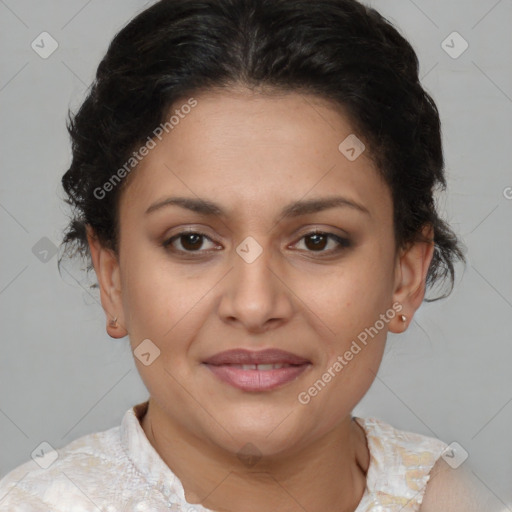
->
xmin=306 ymin=233 xmax=326 ymax=251
xmin=183 ymin=234 xmax=202 ymax=250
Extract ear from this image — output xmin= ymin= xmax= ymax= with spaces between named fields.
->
xmin=389 ymin=223 xmax=435 ymax=333
xmin=86 ymin=225 xmax=128 ymax=338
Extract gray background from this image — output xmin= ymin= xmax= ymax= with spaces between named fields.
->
xmin=1 ymin=0 xmax=511 ymax=507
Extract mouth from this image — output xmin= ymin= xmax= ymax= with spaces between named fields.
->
xmin=220 ymin=363 xmax=297 ymax=370
xmin=202 ymin=349 xmax=312 ymax=392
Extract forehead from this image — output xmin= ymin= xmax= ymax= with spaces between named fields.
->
xmin=120 ymin=89 xmax=391 ymax=222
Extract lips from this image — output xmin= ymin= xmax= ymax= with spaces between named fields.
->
xmin=203 ymin=348 xmax=310 ymax=366
xmin=202 ymin=349 xmax=311 ymax=392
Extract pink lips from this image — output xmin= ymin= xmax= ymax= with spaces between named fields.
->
xmin=202 ymin=349 xmax=311 ymax=392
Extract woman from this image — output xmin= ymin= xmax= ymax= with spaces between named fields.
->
xmin=0 ymin=0 xmax=498 ymax=510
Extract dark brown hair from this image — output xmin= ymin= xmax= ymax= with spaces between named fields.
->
xmin=60 ymin=0 xmax=466 ymax=301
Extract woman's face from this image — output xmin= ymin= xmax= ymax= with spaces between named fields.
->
xmin=91 ymin=88 xmax=431 ymax=457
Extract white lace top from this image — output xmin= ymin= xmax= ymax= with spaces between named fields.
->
xmin=0 ymin=400 xmax=448 ymax=511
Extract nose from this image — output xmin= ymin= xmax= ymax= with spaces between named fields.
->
xmin=217 ymin=238 xmax=294 ymax=334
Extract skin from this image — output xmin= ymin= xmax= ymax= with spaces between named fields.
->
xmin=87 ymin=87 xmax=434 ymax=512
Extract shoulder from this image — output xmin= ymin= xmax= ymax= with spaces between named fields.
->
xmin=0 ymin=425 xmax=122 ymax=510
xmin=355 ymin=416 xmax=448 ymax=507
xmin=420 ymin=457 xmax=503 ymax=512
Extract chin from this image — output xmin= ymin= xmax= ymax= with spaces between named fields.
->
xmin=208 ymin=415 xmax=304 ymax=457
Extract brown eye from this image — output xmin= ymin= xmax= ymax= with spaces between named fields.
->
xmin=179 ymin=233 xmax=205 ymax=251
xmin=163 ymin=231 xmax=217 ymax=253
xmin=295 ymin=231 xmax=351 ymax=254
xmin=304 ymin=233 xmax=329 ymax=251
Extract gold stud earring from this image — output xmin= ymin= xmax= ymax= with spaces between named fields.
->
xmin=399 ymin=314 xmax=407 ymax=322
xmin=109 ymin=316 xmax=118 ymax=327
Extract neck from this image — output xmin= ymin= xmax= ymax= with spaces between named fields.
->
xmin=140 ymin=399 xmax=369 ymax=512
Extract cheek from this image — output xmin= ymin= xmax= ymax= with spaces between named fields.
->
xmin=318 ymin=252 xmax=393 ymax=403
xmin=119 ymin=246 xmax=215 ymax=357
xmin=301 ymin=263 xmax=393 ymax=416
xmin=304 ymin=304 xmax=388 ymax=428
xmin=304 ymin=251 xmax=392 ymax=341
xmin=119 ymin=245 xmax=180 ymax=340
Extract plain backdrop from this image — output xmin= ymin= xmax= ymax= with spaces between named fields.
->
xmin=1 ymin=0 xmax=511 ymax=507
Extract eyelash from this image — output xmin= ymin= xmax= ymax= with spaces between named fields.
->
xmin=162 ymin=230 xmax=351 ymax=257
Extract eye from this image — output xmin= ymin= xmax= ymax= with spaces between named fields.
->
xmin=292 ymin=231 xmax=351 ymax=255
xmin=162 ymin=231 xmax=218 ymax=254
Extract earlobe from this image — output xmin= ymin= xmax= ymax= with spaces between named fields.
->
xmin=390 ymin=224 xmax=435 ymax=333
xmin=86 ymin=225 xmax=128 ymax=338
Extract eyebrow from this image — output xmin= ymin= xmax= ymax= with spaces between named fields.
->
xmin=145 ymin=195 xmax=371 ymax=218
